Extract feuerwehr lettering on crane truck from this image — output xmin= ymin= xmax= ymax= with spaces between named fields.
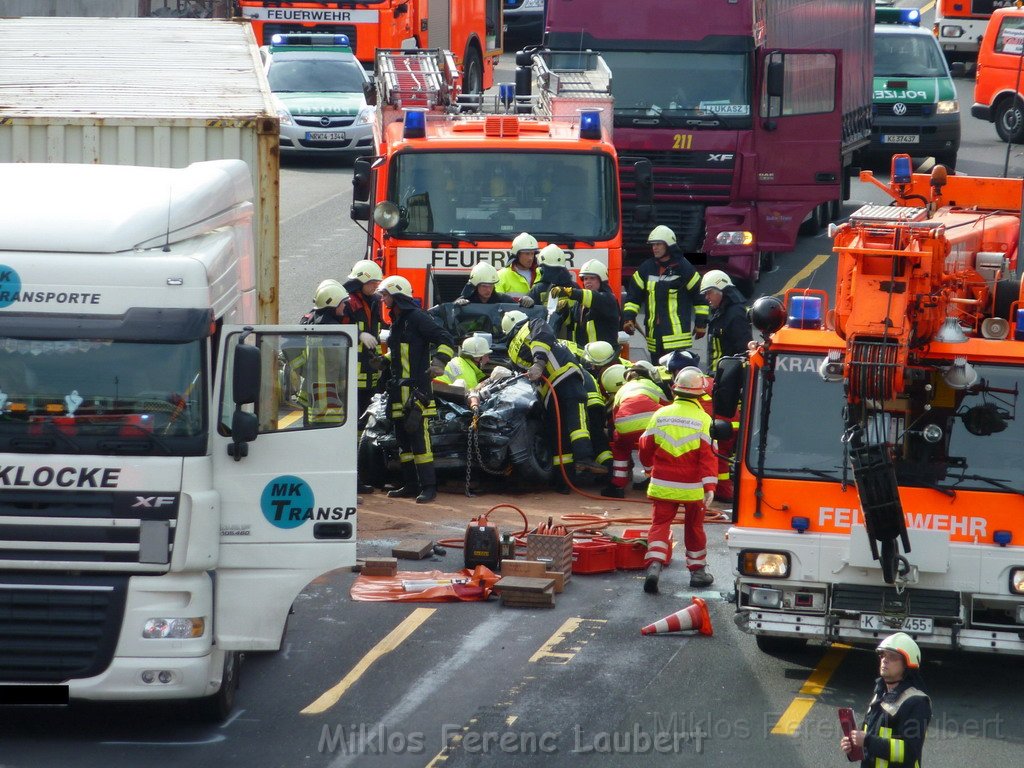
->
xmin=0 ymin=159 xmax=358 ymax=721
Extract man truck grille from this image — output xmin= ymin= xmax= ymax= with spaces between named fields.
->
xmin=0 ymin=575 xmax=127 ymax=682
xmin=0 ymin=490 xmax=177 ymax=572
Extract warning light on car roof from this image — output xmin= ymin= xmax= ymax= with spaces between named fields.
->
xmin=579 ymin=110 xmax=602 ymax=140
xmin=787 ymin=295 xmax=822 ymax=330
xmin=403 ymin=108 xmax=427 ymax=139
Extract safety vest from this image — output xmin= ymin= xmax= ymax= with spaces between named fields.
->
xmin=291 ymin=339 xmax=347 ymax=424
xmin=495 ymin=265 xmax=535 ymax=296
xmin=435 ymin=356 xmax=485 ymax=390
xmin=637 ymin=397 xmax=716 ymax=501
xmin=612 ymin=378 xmax=667 ymax=436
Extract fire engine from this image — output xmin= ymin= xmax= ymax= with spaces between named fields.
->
xmin=350 ymin=47 xmax=648 ymax=303
xmin=724 ymin=155 xmax=1024 ymax=655
xmin=233 ymin=0 xmax=502 ymax=92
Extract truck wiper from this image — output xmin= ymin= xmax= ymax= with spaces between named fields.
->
xmin=103 ymin=422 xmax=175 ymax=455
xmin=531 ymin=231 xmax=596 ymax=246
xmin=435 ymin=232 xmax=479 ymax=246
xmin=760 ymin=466 xmax=841 ymax=481
xmin=950 ymin=473 xmax=1019 ymax=494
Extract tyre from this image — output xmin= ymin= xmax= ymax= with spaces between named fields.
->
xmin=755 ymin=634 xmax=808 ymax=655
xmin=995 ymin=97 xmax=1024 ymax=144
xmin=462 ymin=46 xmax=484 ymax=95
xmin=758 ymin=251 xmax=777 ymax=275
xmin=512 ymin=418 xmax=554 ymax=485
xmin=194 ymin=651 xmax=240 ymax=723
xmin=798 ymin=205 xmax=821 ymax=237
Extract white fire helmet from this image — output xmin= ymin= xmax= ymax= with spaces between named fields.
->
xmin=347 ymin=259 xmax=384 ymax=284
xmin=461 ymin=335 xmax=493 ymax=358
xmin=537 ymin=244 xmax=567 ymax=268
xmin=377 ymin=275 xmax=414 ymax=299
xmin=582 ymin=340 xmax=616 ymax=367
xmin=647 ymin=225 xmax=677 ymax=246
xmin=314 ymin=279 xmax=345 ymax=309
xmin=501 ymin=310 xmax=529 ymax=336
xmin=700 ymin=269 xmax=733 ymax=293
xmin=469 ymin=262 xmax=500 ymax=286
xmin=511 ymin=232 xmax=540 ymax=255
xmin=579 ymin=259 xmax=609 ymax=282
xmin=672 ymin=366 xmax=706 ymax=396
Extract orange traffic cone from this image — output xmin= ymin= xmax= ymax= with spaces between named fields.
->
xmin=640 ymin=597 xmax=713 ymax=636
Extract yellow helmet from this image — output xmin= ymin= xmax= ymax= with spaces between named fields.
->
xmin=347 ymin=259 xmax=383 ymax=284
xmin=647 ymin=225 xmax=677 ymax=246
xmin=579 ymin=259 xmax=609 ymax=282
xmin=600 ymin=364 xmax=627 ymax=395
xmin=314 ymin=279 xmax=345 ymax=309
xmin=500 ymin=310 xmax=529 ymax=336
xmin=469 ymin=262 xmax=500 ymax=286
xmin=582 ymin=340 xmax=616 ymax=367
xmin=511 ymin=232 xmax=540 ymax=256
xmin=700 ymin=269 xmax=733 ymax=293
xmin=537 ymin=243 xmax=567 ymax=268
xmin=377 ymin=275 xmax=414 ymax=299
xmin=672 ymin=367 xmax=705 ymax=396
xmin=876 ymin=632 xmax=921 ymax=669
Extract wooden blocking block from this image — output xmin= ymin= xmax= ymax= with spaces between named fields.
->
xmin=500 ymin=588 xmax=555 ymax=608
xmin=392 ymin=539 xmax=434 ymax=560
xmin=494 ymin=576 xmax=555 ymax=593
xmin=361 ymin=557 xmax=398 ymax=577
xmin=499 ymin=559 xmax=548 ymax=578
xmin=544 ymin=570 xmax=565 ymax=594
xmin=526 ymin=532 xmax=573 ymax=584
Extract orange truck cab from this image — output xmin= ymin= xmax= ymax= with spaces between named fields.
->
xmin=972 ymin=6 xmax=1024 ymax=143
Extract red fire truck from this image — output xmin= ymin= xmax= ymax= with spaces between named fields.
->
xmin=234 ymin=1 xmax=502 ymax=92
xmin=350 ymin=47 xmax=645 ymax=303
xmin=934 ymin=0 xmax=1013 ymax=62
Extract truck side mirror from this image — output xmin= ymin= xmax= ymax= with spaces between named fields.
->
xmin=713 ymin=356 xmax=746 ymax=416
xmin=766 ymin=60 xmax=785 ymax=99
xmin=352 ymin=156 xmax=373 ymax=202
xmin=710 ymin=418 xmax=734 ymax=442
xmin=232 ymin=343 xmax=261 ymax=405
xmin=363 ymin=78 xmax=377 ymax=106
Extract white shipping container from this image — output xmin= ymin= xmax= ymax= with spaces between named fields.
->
xmin=0 ymin=17 xmax=281 ymax=322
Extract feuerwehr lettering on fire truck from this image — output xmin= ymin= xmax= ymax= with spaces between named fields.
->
xmin=0 ymin=264 xmax=102 ymax=309
xmin=260 ymin=474 xmax=355 ymax=530
xmin=396 ymin=247 xmax=610 ymax=272
xmin=240 ymin=7 xmax=379 ymax=23
xmin=820 ymin=506 xmax=988 ymax=538
xmin=0 ymin=464 xmax=121 ymax=488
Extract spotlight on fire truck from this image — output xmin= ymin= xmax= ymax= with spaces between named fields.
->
xmin=942 ymin=356 xmax=978 ymax=390
xmin=373 ymin=200 xmax=402 ymax=230
xmin=935 ymin=316 xmax=969 ymax=344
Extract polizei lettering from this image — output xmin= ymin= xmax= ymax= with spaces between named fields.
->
xmin=0 ymin=289 xmax=101 ymax=305
xmin=0 ymin=465 xmax=121 ymax=488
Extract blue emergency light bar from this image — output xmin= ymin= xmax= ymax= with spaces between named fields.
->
xmin=403 ymin=108 xmax=426 ymax=139
xmin=891 ymin=154 xmax=913 ymax=185
xmin=791 ymin=516 xmax=810 ymax=534
xmin=875 ymin=6 xmax=919 ymax=26
xmin=579 ymin=110 xmax=602 ymax=139
xmin=270 ymin=33 xmax=351 ymax=47
xmin=1015 ymin=309 xmax=1024 ymax=341
xmin=787 ymin=295 xmax=822 ymax=330
xmin=994 ymin=530 xmax=1013 ymax=547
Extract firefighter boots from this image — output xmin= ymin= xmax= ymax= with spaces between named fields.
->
xmin=387 ymin=463 xmax=420 ymax=499
xmin=600 ymin=485 xmax=625 ymax=499
xmin=416 ymin=486 xmax=437 ymax=504
xmin=644 ymin=561 xmax=662 ymax=594
xmin=689 ymin=568 xmax=714 ymax=588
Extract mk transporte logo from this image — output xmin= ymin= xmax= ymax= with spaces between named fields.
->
xmin=0 ymin=265 xmax=21 ymax=309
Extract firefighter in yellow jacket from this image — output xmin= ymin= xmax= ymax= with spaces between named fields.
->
xmin=637 ymin=367 xmax=717 ymax=594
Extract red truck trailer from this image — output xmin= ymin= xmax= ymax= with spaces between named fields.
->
xmin=545 ymin=0 xmax=873 ymax=292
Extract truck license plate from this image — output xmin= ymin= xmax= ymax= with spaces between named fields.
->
xmin=882 ymin=134 xmax=919 ymax=144
xmin=859 ymin=614 xmax=933 ymax=634
xmin=306 ymin=131 xmax=346 ymax=142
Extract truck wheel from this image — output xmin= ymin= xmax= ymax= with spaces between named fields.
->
xmin=462 ymin=47 xmax=484 ymax=95
xmin=195 ymin=651 xmax=240 ymax=723
xmin=512 ymin=418 xmax=554 ymax=485
xmin=755 ymin=635 xmax=808 ymax=655
xmin=758 ymin=251 xmax=776 ymax=275
xmin=995 ymin=97 xmax=1024 ymax=143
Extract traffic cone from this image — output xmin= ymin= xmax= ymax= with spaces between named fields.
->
xmin=640 ymin=597 xmax=713 ymax=637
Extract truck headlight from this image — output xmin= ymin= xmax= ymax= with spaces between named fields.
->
xmin=1010 ymin=568 xmax=1024 ymax=594
xmin=739 ymin=551 xmax=790 ymax=578
xmin=715 ymin=231 xmax=754 ymax=246
xmin=936 ymin=99 xmax=959 ymax=115
xmin=143 ymin=617 xmax=206 ymax=639
xmin=940 ymin=25 xmax=964 ymax=39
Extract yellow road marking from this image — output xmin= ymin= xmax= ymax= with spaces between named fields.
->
xmin=770 ymin=644 xmax=850 ymax=735
xmin=773 ymin=253 xmax=831 ymax=297
xmin=529 ymin=617 xmax=606 ymax=664
xmin=279 ymin=409 xmax=303 ymax=429
xmin=301 ymin=607 xmax=435 ymax=714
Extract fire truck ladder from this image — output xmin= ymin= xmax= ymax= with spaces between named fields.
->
xmin=374 ymin=49 xmax=459 ymax=110
xmin=530 ymin=49 xmax=613 ymax=117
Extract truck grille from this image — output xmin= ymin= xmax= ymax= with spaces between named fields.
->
xmin=830 ymin=584 xmax=961 ymax=619
xmin=0 ymin=490 xmax=177 ymax=572
xmin=0 ymin=575 xmax=127 ymax=683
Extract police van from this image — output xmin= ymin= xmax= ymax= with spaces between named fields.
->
xmin=866 ymin=5 xmax=962 ymax=170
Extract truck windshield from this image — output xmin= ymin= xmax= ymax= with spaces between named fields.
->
xmin=600 ymin=51 xmax=751 ymax=122
xmin=389 ymin=151 xmax=618 ymax=240
xmin=748 ymin=353 xmax=1024 ymax=494
xmin=0 ymin=338 xmax=206 ymax=456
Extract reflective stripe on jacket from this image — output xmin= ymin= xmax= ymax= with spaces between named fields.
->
xmin=861 ymin=679 xmax=931 ymax=768
xmin=612 ymin=378 xmax=668 ymax=435
xmin=436 ymin=356 xmax=485 ymax=389
xmin=622 ymin=252 xmax=709 ymax=351
xmin=637 ymin=396 xmax=716 ymax=501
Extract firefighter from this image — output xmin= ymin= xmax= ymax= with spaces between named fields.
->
xmin=434 ymin=335 xmax=491 ymax=390
xmin=288 ymin=280 xmax=348 ymax=427
xmin=527 ymin=244 xmax=577 ymax=307
xmin=550 ymin=259 xmax=621 ymax=348
xmin=377 ymin=275 xmax=456 ymax=504
xmin=622 ymin=225 xmax=708 ymax=359
xmin=656 ymin=349 xmax=702 ymax=397
xmin=602 ymin=363 xmax=669 ymax=499
xmin=495 ymin=232 xmax=540 ymax=297
xmin=454 ymin=262 xmax=535 ymax=307
xmin=339 ymin=261 xmax=387 ymax=417
xmin=501 ymin=309 xmax=607 ymax=487
xmin=638 ymin=367 xmax=717 ymax=593
xmin=699 ymin=269 xmax=752 ymax=374
xmin=841 ymin=633 xmax=931 ymax=768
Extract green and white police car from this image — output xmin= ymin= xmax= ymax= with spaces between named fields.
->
xmin=867 ymin=6 xmax=961 ymax=170
xmin=261 ymin=34 xmax=374 ymax=157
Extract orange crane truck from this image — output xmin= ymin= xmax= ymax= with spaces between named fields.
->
xmin=723 ymin=155 xmax=1024 ymax=655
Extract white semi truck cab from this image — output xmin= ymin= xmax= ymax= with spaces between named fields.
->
xmin=0 ymin=160 xmax=357 ymax=719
